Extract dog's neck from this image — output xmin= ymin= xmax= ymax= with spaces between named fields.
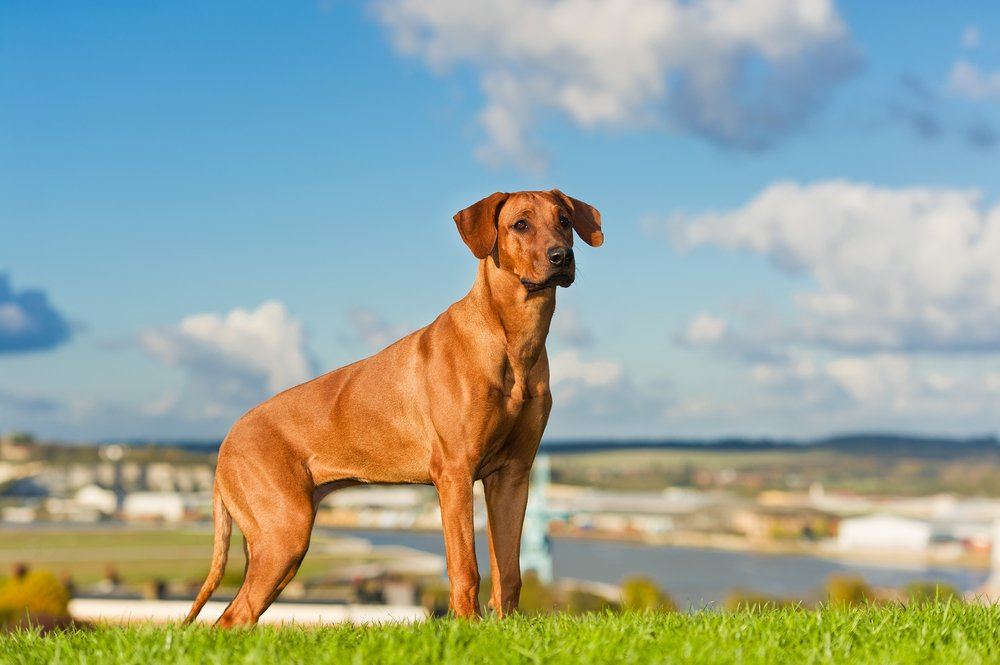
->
xmin=465 ymin=256 xmax=555 ymax=395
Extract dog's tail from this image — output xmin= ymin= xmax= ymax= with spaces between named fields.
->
xmin=183 ymin=489 xmax=232 ymax=624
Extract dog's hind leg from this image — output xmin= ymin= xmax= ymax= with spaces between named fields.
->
xmin=213 ymin=455 xmax=316 ymax=627
xmin=183 ymin=489 xmax=233 ymax=624
xmin=215 ymin=505 xmax=314 ymax=626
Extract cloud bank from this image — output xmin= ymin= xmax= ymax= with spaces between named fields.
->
xmin=138 ymin=300 xmax=316 ymax=409
xmin=0 ymin=274 xmax=73 ymax=354
xmin=675 ymin=180 xmax=1000 ymax=354
xmin=1 ymin=301 xmax=317 ymax=439
xmin=374 ymin=0 xmax=860 ymax=169
xmin=948 ymin=60 xmax=1000 ymax=101
xmin=348 ymin=307 xmax=413 ymax=350
xmin=668 ymin=179 xmax=1000 ymax=434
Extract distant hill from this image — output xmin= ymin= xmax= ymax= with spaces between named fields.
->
xmin=811 ymin=433 xmax=999 ymax=458
xmin=98 ymin=433 xmax=1000 ymax=459
xmin=540 ymin=433 xmax=999 ymax=458
xmin=545 ymin=434 xmax=1000 ymax=495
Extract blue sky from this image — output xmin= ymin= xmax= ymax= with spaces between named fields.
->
xmin=2 ymin=0 xmax=1000 ymax=441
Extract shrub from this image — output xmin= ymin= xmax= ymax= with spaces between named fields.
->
xmin=515 ymin=572 xmax=557 ymax=615
xmin=563 ymin=588 xmax=616 ymax=614
xmin=620 ymin=576 xmax=677 ymax=612
xmin=905 ymin=581 xmax=962 ymax=604
xmin=0 ymin=569 xmax=71 ymax=625
xmin=825 ymin=574 xmax=873 ymax=606
xmin=723 ymin=588 xmax=788 ymax=611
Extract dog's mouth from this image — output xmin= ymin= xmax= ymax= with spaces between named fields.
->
xmin=520 ymin=272 xmax=574 ymax=293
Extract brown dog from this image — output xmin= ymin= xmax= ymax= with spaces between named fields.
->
xmin=184 ymin=190 xmax=603 ymax=626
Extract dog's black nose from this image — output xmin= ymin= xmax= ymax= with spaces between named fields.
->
xmin=547 ymin=246 xmax=573 ymax=266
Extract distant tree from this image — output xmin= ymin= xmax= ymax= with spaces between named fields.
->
xmin=620 ymin=576 xmax=677 ymax=612
xmin=825 ymin=574 xmax=873 ymax=606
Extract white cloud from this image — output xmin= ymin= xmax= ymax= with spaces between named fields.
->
xmin=2 ymin=301 xmax=316 ymax=440
xmin=738 ymin=351 xmax=1000 ymax=428
xmin=374 ymin=0 xmax=859 ymax=168
xmin=669 ymin=180 xmax=1000 ymax=434
xmin=748 ymin=351 xmax=848 ymax=409
xmin=924 ymin=371 xmax=957 ymax=393
xmin=139 ymin=300 xmax=315 ymax=406
xmin=948 ymin=60 xmax=1000 ymax=101
xmin=987 ymin=373 xmax=1000 ymax=392
xmin=348 ymin=307 xmax=412 ymax=350
xmin=680 ymin=312 xmax=728 ymax=345
xmin=549 ymin=349 xmax=622 ymax=388
xmin=664 ymin=341 xmax=1000 ymax=438
xmin=961 ymin=26 xmax=981 ymax=50
xmin=675 ymin=180 xmax=1000 ymax=353
xmin=141 ymin=389 xmax=182 ymax=417
xmin=0 ymin=303 xmax=29 ymax=332
xmin=0 ymin=274 xmax=74 ymax=354
xmin=551 ymin=306 xmax=593 ymax=347
xmin=545 ymin=349 xmax=674 ymax=437
xmin=824 ymin=354 xmax=911 ymax=404
xmin=537 ymin=314 xmax=674 ymax=437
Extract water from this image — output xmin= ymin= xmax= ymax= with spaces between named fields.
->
xmin=323 ymin=528 xmax=990 ymax=606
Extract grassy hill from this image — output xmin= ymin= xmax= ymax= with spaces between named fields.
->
xmin=3 ymin=604 xmax=999 ymax=664
xmin=550 ymin=436 xmax=1000 ymax=495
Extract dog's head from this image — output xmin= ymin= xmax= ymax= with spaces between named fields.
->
xmin=454 ymin=190 xmax=603 ymax=292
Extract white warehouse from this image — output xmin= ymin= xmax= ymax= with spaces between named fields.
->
xmin=837 ymin=514 xmax=932 ymax=552
xmin=122 ymin=491 xmax=186 ymax=522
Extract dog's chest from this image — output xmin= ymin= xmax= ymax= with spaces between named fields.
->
xmin=475 ymin=369 xmax=550 ymax=475
xmin=499 ymin=350 xmax=548 ymax=404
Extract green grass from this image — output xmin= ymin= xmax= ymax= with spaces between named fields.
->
xmin=3 ymin=604 xmax=999 ymax=664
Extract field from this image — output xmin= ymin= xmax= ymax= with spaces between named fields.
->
xmin=551 ymin=445 xmax=1000 ymax=496
xmin=3 ymin=604 xmax=999 ymax=664
xmin=0 ymin=527 xmax=413 ymax=586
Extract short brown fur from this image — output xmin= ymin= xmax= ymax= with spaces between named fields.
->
xmin=185 ymin=190 xmax=602 ymax=626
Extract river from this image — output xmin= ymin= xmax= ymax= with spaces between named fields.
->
xmin=325 ymin=528 xmax=990 ymax=606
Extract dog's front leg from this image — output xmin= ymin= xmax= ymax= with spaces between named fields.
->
xmin=433 ymin=471 xmax=481 ymax=618
xmin=484 ymin=465 xmax=530 ymax=617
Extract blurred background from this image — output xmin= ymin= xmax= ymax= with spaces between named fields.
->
xmin=2 ymin=0 xmax=1000 ymax=625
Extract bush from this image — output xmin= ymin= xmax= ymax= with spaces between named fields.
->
xmin=723 ymin=588 xmax=788 ymax=611
xmin=620 ymin=576 xmax=677 ymax=612
xmin=825 ymin=574 xmax=873 ymax=606
xmin=420 ymin=582 xmax=451 ymax=617
xmin=905 ymin=581 xmax=961 ymax=604
xmin=0 ymin=569 xmax=70 ymax=625
xmin=563 ymin=588 xmax=616 ymax=614
xmin=514 ymin=572 xmax=557 ymax=615
xmin=473 ymin=572 xmax=558 ymax=616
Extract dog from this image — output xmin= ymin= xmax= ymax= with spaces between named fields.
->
xmin=185 ymin=189 xmax=603 ymax=626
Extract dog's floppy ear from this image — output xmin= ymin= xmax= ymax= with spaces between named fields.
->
xmin=453 ymin=192 xmax=509 ymax=259
xmin=551 ymin=189 xmax=603 ymax=247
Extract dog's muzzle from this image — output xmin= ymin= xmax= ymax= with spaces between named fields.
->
xmin=521 ymin=272 xmax=574 ymax=292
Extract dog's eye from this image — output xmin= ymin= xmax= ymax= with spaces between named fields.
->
xmin=559 ymin=216 xmax=570 ymax=228
xmin=513 ymin=220 xmax=529 ymax=231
